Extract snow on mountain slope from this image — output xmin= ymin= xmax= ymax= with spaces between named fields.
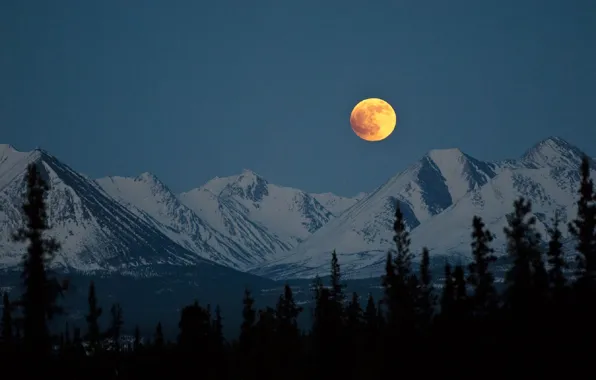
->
xmin=311 ymin=192 xmax=366 ymax=216
xmin=2 ymin=137 xmax=591 ymax=281
xmin=405 ymin=165 xmax=590 ymax=261
xmin=0 ymin=146 xmax=214 ymax=273
xmin=95 ymin=173 xmax=263 ymax=270
xmin=252 ymin=137 xmax=591 ymax=280
xmin=0 ymin=144 xmax=38 ymax=191
xmin=518 ymin=136 xmax=594 ymax=170
xmin=179 ymin=170 xmax=334 ymax=266
xmin=251 ymin=148 xmax=500 ymax=277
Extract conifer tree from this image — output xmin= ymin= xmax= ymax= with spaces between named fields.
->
xmin=437 ymin=262 xmax=456 ymax=346
xmin=567 ymin=157 xmax=596 ymax=345
xmin=1 ymin=292 xmax=13 ymax=345
xmin=255 ymin=307 xmax=277 ymax=347
xmin=346 ymin=292 xmax=363 ymax=331
xmin=330 ymin=250 xmax=345 ymax=305
xmin=382 ymin=252 xmax=395 ymax=299
xmin=212 ymin=305 xmax=224 ymax=349
xmin=239 ymin=288 xmax=256 ymax=355
xmin=345 ymin=292 xmax=364 ymax=368
xmin=177 ymin=300 xmax=212 ymax=353
xmin=503 ymin=198 xmax=546 ymax=317
xmin=328 ymin=251 xmax=346 ymax=333
xmin=568 ymin=156 xmax=596 ymax=283
xmin=467 ymin=216 xmax=498 ymax=317
xmin=363 ymin=294 xmax=378 ymax=332
xmin=440 ymin=263 xmax=454 ymax=317
xmin=383 ymin=203 xmax=417 ymax=337
xmin=109 ymin=303 xmax=123 ymax=352
xmin=546 ymin=215 xmax=567 ymax=300
xmin=310 ymin=275 xmax=324 ymax=337
xmin=254 ymin=307 xmax=277 ymax=377
xmin=376 ymin=300 xmax=385 ymax=330
xmin=86 ymin=281 xmax=102 ymax=354
xmin=276 ymin=285 xmax=302 ymax=331
xmin=275 ymin=284 xmax=302 ymax=361
xmin=12 ymin=163 xmax=64 ymax=357
xmin=452 ymin=265 xmax=469 ymax=321
xmin=311 ymin=282 xmax=334 ymax=371
xmin=416 ymin=247 xmax=436 ymax=333
xmin=154 ymin=322 xmax=164 ymax=350
xmin=363 ymin=293 xmax=381 ymax=363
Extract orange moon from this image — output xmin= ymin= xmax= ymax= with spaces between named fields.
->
xmin=349 ymin=98 xmax=397 ymax=141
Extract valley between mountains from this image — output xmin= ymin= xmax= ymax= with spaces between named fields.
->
xmin=0 ymin=137 xmax=594 ymax=281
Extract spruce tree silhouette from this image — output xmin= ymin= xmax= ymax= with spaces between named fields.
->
xmin=436 ymin=262 xmax=456 ymax=361
xmin=415 ymin=247 xmax=435 ymax=335
xmin=177 ymin=300 xmax=212 ymax=353
xmin=467 ymin=216 xmax=498 ymax=318
xmin=329 ymin=250 xmax=345 ymax=305
xmin=1 ymin=292 xmax=13 ymax=348
xmin=211 ymin=305 xmax=224 ymax=350
xmin=502 ymin=197 xmax=548 ymax=365
xmin=382 ymin=202 xmax=417 ymax=353
xmin=108 ymin=303 xmax=123 ymax=352
xmin=546 ymin=215 xmax=567 ymax=301
xmin=568 ymin=156 xmax=596 ymax=346
xmin=328 ymin=250 xmax=346 ymax=352
xmin=12 ymin=163 xmax=64 ymax=358
xmin=239 ymin=288 xmax=256 ymax=354
xmin=275 ymin=284 xmax=302 ymax=370
xmin=569 ymin=156 xmax=596 ymax=284
xmin=452 ymin=265 xmax=469 ymax=321
xmin=310 ymin=251 xmax=346 ymax=373
xmin=363 ymin=294 xmax=377 ymax=330
xmin=503 ymin=198 xmax=545 ymax=318
xmin=154 ymin=322 xmax=164 ymax=350
xmin=85 ymin=281 xmax=103 ymax=355
xmin=346 ymin=292 xmax=363 ymax=331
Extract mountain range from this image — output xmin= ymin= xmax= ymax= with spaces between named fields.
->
xmin=0 ymin=137 xmax=593 ymax=281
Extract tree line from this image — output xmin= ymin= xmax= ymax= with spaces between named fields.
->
xmin=1 ymin=158 xmax=595 ymax=379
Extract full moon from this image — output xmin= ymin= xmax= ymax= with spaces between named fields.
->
xmin=350 ymin=98 xmax=397 ymax=142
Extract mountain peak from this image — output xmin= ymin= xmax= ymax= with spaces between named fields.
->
xmin=427 ymin=148 xmax=465 ymax=164
xmin=533 ymin=136 xmax=573 ymax=150
xmin=521 ymin=136 xmax=586 ymax=169
xmin=227 ymin=169 xmax=269 ymax=201
xmin=241 ymin=168 xmax=257 ymax=175
xmin=239 ymin=169 xmax=265 ymax=181
xmin=234 ymin=169 xmax=268 ymax=186
xmin=136 ymin=171 xmax=159 ymax=182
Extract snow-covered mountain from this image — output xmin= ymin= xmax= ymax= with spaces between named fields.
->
xmin=95 ymin=173 xmax=264 ymax=270
xmin=178 ymin=170 xmax=334 ymax=267
xmin=0 ymin=145 xmax=210 ymax=273
xmin=1 ymin=137 xmax=592 ymax=281
xmin=0 ymin=144 xmax=356 ymax=274
xmin=311 ymin=192 xmax=367 ymax=216
xmin=252 ymin=137 xmax=594 ymax=280
xmin=96 ymin=169 xmax=340 ymax=271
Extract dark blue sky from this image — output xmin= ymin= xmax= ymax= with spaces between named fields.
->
xmin=2 ymin=0 xmax=595 ymax=196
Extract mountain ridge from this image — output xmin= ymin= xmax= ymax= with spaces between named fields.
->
xmin=251 ymin=137 xmax=594 ymax=279
xmin=0 ymin=136 xmax=591 ymax=281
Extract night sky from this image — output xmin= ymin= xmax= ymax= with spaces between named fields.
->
xmin=2 ymin=0 xmax=595 ymax=196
